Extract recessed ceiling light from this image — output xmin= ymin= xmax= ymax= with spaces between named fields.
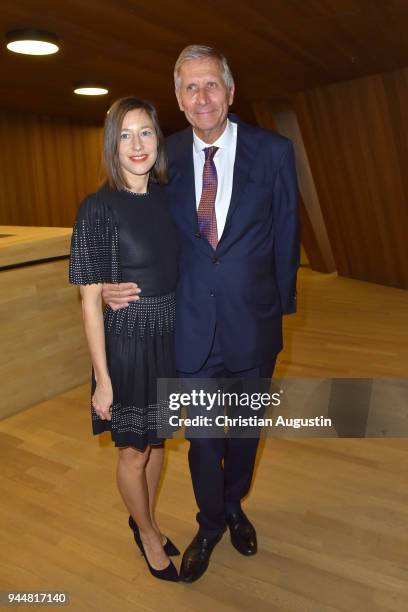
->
xmin=6 ymin=29 xmax=59 ymax=55
xmin=74 ymin=84 xmax=109 ymax=96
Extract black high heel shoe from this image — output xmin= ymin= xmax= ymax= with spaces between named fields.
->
xmin=140 ymin=539 xmax=179 ymax=582
xmin=128 ymin=515 xmax=180 ymax=556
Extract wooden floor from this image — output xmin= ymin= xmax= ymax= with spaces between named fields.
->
xmin=278 ymin=267 xmax=408 ymax=378
xmin=1 ymin=268 xmax=408 ymax=611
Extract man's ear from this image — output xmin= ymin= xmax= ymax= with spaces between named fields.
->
xmin=175 ymin=89 xmax=184 ymax=112
xmin=228 ymin=86 xmax=235 ymax=106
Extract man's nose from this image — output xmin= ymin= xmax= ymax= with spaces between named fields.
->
xmin=196 ymin=87 xmax=209 ymax=105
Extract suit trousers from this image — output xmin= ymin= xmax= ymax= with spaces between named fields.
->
xmin=177 ymin=326 xmax=276 ymax=536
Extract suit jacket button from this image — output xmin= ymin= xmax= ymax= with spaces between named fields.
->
xmin=210 ymin=292 xmax=214 ymax=297
xmin=212 ymin=257 xmax=219 ymax=264
xmin=194 ymin=232 xmax=201 ymax=238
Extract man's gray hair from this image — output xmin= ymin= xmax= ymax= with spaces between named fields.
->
xmin=174 ymin=45 xmax=235 ymax=91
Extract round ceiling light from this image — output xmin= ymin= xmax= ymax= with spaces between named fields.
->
xmin=74 ymin=84 xmax=109 ymax=96
xmin=6 ymin=29 xmax=59 ymax=55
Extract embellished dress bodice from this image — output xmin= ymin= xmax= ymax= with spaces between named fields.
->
xmin=69 ymin=182 xmax=179 ymax=337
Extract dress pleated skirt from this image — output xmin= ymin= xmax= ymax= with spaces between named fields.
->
xmin=91 ymin=292 xmax=176 ymax=450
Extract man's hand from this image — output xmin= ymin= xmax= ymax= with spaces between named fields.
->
xmin=102 ymin=282 xmax=141 ymax=310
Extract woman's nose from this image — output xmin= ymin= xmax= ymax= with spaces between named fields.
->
xmin=131 ymin=135 xmax=142 ymax=150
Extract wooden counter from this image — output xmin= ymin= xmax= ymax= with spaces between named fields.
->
xmin=0 ymin=225 xmax=89 ymax=419
xmin=0 ymin=225 xmax=72 ymax=268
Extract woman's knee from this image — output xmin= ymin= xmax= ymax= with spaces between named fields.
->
xmin=118 ymin=445 xmax=151 ymax=469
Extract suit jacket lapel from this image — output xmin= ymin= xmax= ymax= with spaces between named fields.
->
xmin=169 ymin=127 xmax=214 ymax=255
xmin=219 ymin=117 xmax=258 ymax=244
xmin=169 ymin=128 xmax=197 ymax=230
xmin=169 ymin=117 xmax=259 ymax=253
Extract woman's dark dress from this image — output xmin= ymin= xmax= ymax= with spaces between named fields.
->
xmin=69 ymin=182 xmax=179 ymax=450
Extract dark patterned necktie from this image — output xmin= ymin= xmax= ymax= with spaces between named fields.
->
xmin=197 ymin=146 xmax=219 ymax=249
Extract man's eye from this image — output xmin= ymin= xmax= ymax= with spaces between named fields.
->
xmin=186 ymin=84 xmax=197 ymax=92
xmin=207 ymin=82 xmax=218 ymax=88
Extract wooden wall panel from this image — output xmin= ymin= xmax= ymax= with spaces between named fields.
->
xmin=253 ymin=101 xmax=335 ymax=273
xmin=296 ymin=67 xmax=408 ymax=289
xmin=3 ymin=1 xmax=408 ymax=127
xmin=0 ymin=109 xmax=103 ymax=227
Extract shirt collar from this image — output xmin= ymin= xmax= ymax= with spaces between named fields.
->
xmin=193 ymin=118 xmax=234 ymax=156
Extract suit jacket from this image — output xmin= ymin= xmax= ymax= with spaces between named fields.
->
xmin=165 ymin=114 xmax=299 ymax=372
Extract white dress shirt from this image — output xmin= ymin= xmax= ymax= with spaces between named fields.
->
xmin=193 ymin=118 xmax=238 ymax=239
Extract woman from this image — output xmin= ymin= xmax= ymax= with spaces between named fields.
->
xmin=69 ymin=97 xmax=179 ymax=582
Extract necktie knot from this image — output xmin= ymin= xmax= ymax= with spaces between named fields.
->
xmin=204 ymin=146 xmax=218 ymax=162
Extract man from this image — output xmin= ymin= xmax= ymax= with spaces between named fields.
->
xmin=103 ymin=44 xmax=299 ymax=582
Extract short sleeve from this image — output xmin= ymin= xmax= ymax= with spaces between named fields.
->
xmin=69 ymin=193 xmax=121 ymax=285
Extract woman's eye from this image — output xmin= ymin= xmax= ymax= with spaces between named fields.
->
xmin=120 ymin=133 xmax=130 ymax=140
xmin=141 ymin=130 xmax=153 ymax=137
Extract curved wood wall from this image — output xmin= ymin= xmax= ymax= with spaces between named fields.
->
xmin=1 ymin=62 xmax=408 ymax=293
xmin=0 ymin=109 xmax=103 ymax=227
xmin=295 ymin=67 xmax=408 ymax=289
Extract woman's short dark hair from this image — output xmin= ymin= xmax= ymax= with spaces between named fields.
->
xmin=103 ymin=96 xmax=168 ymax=189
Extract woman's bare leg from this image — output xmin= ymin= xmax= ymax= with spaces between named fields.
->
xmin=145 ymin=445 xmax=165 ymax=541
xmin=116 ymin=446 xmax=169 ymax=570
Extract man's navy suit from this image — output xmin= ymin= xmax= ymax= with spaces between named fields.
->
xmin=165 ymin=114 xmax=299 ymax=534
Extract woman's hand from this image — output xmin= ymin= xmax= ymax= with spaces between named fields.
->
xmin=92 ymin=380 xmax=113 ymax=421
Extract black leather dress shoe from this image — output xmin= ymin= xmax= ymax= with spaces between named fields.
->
xmin=179 ymin=532 xmax=223 ymax=583
xmin=227 ymin=510 xmax=257 ymax=556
